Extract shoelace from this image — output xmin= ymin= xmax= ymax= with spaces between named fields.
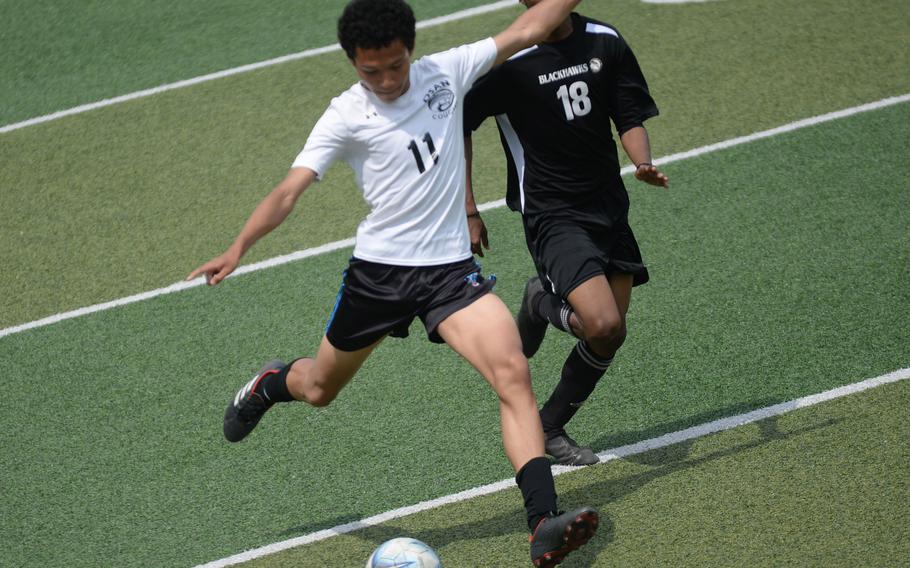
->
xmin=236 ymin=393 xmax=269 ymax=422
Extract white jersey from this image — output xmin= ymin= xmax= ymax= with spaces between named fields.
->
xmin=293 ymin=38 xmax=498 ymax=265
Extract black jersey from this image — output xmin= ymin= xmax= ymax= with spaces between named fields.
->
xmin=464 ymin=14 xmax=658 ymax=221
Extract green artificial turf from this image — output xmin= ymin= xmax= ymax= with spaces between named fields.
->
xmin=2 ymin=1 xmax=909 ymax=566
xmin=232 ymin=380 xmax=910 ymax=567
xmin=1 ymin=102 xmax=907 ymax=568
xmin=0 ymin=0 xmax=502 ymax=125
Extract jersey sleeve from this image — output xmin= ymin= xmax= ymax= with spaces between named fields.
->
xmin=432 ymin=37 xmax=498 ymax=94
xmin=291 ymin=103 xmax=350 ymax=179
xmin=606 ymin=33 xmax=659 ymax=136
xmin=463 ymin=67 xmax=507 ymax=135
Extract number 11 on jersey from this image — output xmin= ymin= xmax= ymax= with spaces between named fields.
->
xmin=407 ymin=132 xmax=438 ymax=174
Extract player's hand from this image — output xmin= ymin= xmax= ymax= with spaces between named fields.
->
xmin=186 ymin=250 xmax=240 ymax=286
xmin=468 ymin=214 xmax=490 ymax=257
xmin=634 ymin=163 xmax=669 ymax=188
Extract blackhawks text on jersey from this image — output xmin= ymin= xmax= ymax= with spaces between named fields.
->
xmin=464 ymin=14 xmax=658 ymax=224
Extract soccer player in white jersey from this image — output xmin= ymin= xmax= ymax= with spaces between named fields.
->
xmin=463 ymin=1 xmax=669 ymax=466
xmin=187 ymin=0 xmax=597 ymax=565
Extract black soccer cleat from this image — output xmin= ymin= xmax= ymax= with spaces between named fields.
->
xmin=529 ymin=507 xmax=599 ymax=567
xmin=223 ymin=360 xmax=285 ymax=442
xmin=545 ymin=433 xmax=599 ymax=466
xmin=516 ymin=277 xmax=548 ymax=358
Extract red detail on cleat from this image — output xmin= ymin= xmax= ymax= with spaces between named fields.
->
xmin=530 ymin=509 xmax=600 ymax=567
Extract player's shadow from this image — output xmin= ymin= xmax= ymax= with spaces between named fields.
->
xmin=322 ymin=403 xmax=841 ymax=566
xmin=586 ymin=399 xmax=792 ymax=458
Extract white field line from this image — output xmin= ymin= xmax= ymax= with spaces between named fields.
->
xmin=194 ymin=366 xmax=910 ymax=568
xmin=0 ymin=0 xmax=517 ymax=134
xmin=0 ymin=238 xmax=354 ymax=338
xmin=2 ymin=92 xmax=908 ymax=340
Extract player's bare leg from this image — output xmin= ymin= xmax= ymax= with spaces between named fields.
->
xmin=536 ymin=273 xmax=633 ymax=465
xmin=436 ymin=293 xmax=543 ymax=469
xmin=285 ymin=336 xmax=382 ymax=406
xmin=223 ymin=337 xmax=380 ymax=441
xmin=437 ymin=293 xmax=598 ymax=565
xmin=565 ymin=272 xmax=632 ymax=358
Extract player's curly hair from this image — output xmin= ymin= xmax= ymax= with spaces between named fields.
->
xmin=338 ymin=0 xmax=416 ymax=60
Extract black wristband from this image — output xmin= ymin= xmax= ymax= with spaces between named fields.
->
xmin=466 ymin=211 xmax=481 ymax=218
xmin=636 ymin=162 xmax=652 ymax=169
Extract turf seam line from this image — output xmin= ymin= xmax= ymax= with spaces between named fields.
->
xmin=2 ymin=92 xmax=908 ymax=340
xmin=192 ymin=366 xmax=910 ymax=568
xmin=0 ymin=0 xmax=517 ymax=134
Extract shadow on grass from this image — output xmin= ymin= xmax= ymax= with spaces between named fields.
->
xmin=278 ymin=402 xmax=841 ymax=565
xmin=588 ymin=398 xmax=788 ymax=454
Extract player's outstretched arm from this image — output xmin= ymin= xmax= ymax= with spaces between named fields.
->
xmin=464 ymin=135 xmax=490 ymax=257
xmin=186 ymin=167 xmax=317 ymax=285
xmin=492 ymin=0 xmax=581 ymax=66
xmin=620 ymin=126 xmax=669 ymax=188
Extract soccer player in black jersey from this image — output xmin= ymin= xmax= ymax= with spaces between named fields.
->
xmin=464 ymin=1 xmax=669 ymax=466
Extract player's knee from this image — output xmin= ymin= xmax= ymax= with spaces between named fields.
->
xmin=490 ymin=352 xmax=532 ymax=398
xmin=585 ymin=315 xmax=626 ymax=351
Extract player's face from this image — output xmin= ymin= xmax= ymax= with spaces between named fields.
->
xmin=352 ymin=40 xmax=412 ymax=103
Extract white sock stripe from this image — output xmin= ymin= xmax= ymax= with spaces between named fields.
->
xmin=575 ymin=341 xmax=600 ymax=369
xmin=559 ymin=305 xmax=572 ymax=332
xmin=576 ymin=342 xmax=613 ymax=370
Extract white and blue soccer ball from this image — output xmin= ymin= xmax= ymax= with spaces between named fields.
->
xmin=366 ymin=537 xmax=442 ymax=568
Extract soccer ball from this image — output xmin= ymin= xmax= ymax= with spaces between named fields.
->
xmin=366 ymin=537 xmax=442 ymax=567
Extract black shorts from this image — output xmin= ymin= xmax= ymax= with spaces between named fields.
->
xmin=522 ymin=213 xmax=649 ymax=300
xmin=324 ymin=257 xmax=495 ymax=352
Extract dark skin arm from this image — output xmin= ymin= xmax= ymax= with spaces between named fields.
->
xmin=464 ymin=135 xmax=490 ymax=257
xmin=620 ymin=126 xmax=669 ymax=187
xmin=464 ymin=127 xmax=667 ymax=258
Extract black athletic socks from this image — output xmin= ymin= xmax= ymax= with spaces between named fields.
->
xmin=539 ymin=341 xmax=613 ymax=435
xmin=516 ymin=456 xmax=559 ymax=531
xmin=258 ymin=361 xmax=296 ymax=404
xmin=534 ymin=292 xmax=579 ymax=337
